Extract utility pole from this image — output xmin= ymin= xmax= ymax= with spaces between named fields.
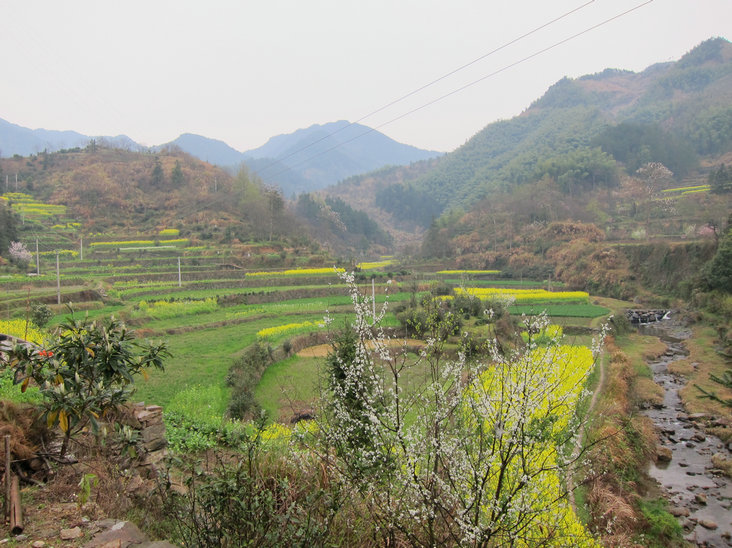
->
xmin=79 ymin=236 xmax=83 ymax=261
xmin=178 ymin=257 xmax=182 ymax=287
xmin=372 ymin=277 xmax=376 ymax=320
xmin=35 ymin=238 xmax=39 ymax=275
xmin=56 ymin=252 xmax=60 ymax=305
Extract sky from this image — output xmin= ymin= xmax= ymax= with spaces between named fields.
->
xmin=2 ymin=0 xmax=730 ymax=154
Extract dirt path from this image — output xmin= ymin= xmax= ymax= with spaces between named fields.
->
xmin=568 ymin=350 xmax=607 ymax=512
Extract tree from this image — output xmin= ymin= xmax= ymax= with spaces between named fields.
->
xmin=8 ymin=241 xmax=32 ymax=269
xmin=265 ymin=186 xmax=284 ymax=242
xmin=2 ymin=315 xmax=169 ymax=457
xmin=636 ymin=162 xmax=673 ymax=233
xmin=0 ymin=202 xmax=19 ymax=258
xmin=709 ymin=164 xmax=732 ymax=194
xmin=171 ymin=160 xmax=184 ymax=187
xmin=151 ymin=156 xmax=164 ymax=186
xmin=315 ymin=273 xmax=602 ymax=546
xmin=703 ymin=216 xmax=732 ymax=292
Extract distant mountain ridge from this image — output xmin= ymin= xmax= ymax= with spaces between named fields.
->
xmin=0 ymin=118 xmax=139 ymax=156
xmin=0 ymin=117 xmax=441 ymax=197
xmin=169 ymin=120 xmax=442 ymax=196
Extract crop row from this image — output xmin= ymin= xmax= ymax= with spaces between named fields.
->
xmin=89 ymin=239 xmax=190 ymax=249
xmin=436 ymin=269 xmax=501 ymax=275
xmin=454 ymin=287 xmax=590 ymax=303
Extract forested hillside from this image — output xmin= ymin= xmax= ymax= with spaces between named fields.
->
xmin=0 ymin=145 xmax=393 ymax=256
xmin=326 ymin=38 xmax=732 ymax=240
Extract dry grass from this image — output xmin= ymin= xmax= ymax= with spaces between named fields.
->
xmin=583 ymin=337 xmax=664 ymax=544
xmin=670 ymin=325 xmax=732 ymax=441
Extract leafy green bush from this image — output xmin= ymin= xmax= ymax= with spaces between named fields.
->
xmin=636 ymin=498 xmax=683 ymax=546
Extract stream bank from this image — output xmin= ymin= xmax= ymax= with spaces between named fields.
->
xmin=639 ymin=318 xmax=732 ymax=546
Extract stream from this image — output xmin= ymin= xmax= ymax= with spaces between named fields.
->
xmin=639 ymin=319 xmax=732 ymax=547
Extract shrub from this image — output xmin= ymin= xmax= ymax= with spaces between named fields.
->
xmin=2 ymin=315 xmax=169 ymax=457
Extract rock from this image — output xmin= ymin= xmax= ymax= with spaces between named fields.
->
xmin=694 ymin=493 xmax=707 ymax=505
xmin=124 ymin=474 xmax=147 ymax=495
xmin=698 ymin=519 xmax=718 ymax=530
xmin=685 ymin=441 xmax=696 ymax=448
xmin=84 ymin=521 xmax=147 ymax=548
xmin=669 ymin=506 xmax=690 ymax=517
xmin=32 ymin=541 xmax=46 ymax=548
xmin=688 ymin=413 xmax=707 ymax=422
xmin=691 ymin=433 xmax=706 ymax=442
xmin=60 ymin=527 xmax=83 ymax=540
xmin=656 ymin=446 xmax=673 ymax=463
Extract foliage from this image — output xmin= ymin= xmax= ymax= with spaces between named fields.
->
xmin=245 ymin=267 xmax=345 ymax=277
xmin=315 ymin=273 xmax=601 ymax=546
xmin=8 ymin=240 xmax=32 ymax=267
xmin=131 ymin=298 xmax=218 ymax=320
xmin=31 ymin=303 xmax=54 ymax=328
xmin=0 ymin=199 xmax=19 ymax=259
xmin=90 ymin=238 xmax=189 ymax=249
xmin=437 ymin=269 xmax=501 ymax=275
xmin=454 ymin=287 xmax=590 ymax=303
xmin=256 ymin=320 xmax=322 ymax=341
xmin=356 ymin=259 xmax=394 ymax=270
xmin=2 ymin=314 xmax=169 ymax=456
xmin=521 ymin=324 xmax=563 ymax=345
xmin=703 ymin=218 xmax=732 ymax=292
xmin=709 ymin=163 xmax=732 ymax=194
xmin=0 ymin=319 xmax=48 ymax=345
xmin=636 ymin=498 xmax=684 ymax=546
xmin=534 ymin=146 xmax=618 ymax=193
xmin=159 ymin=419 xmax=343 ymax=547
xmin=593 ymin=122 xmax=697 ymax=178
xmin=225 ymin=342 xmax=273 ymax=420
xmin=374 ymin=183 xmax=443 ymax=227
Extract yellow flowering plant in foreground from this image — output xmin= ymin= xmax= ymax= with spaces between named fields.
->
xmin=0 ymin=319 xmax=47 ymax=345
xmin=315 ymin=273 xmax=602 ymax=546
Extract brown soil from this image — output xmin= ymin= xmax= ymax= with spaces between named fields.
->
xmin=297 ymin=338 xmax=425 ymax=358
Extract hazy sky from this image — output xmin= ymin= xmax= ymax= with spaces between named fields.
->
xmin=2 ymin=1 xmax=730 ymax=153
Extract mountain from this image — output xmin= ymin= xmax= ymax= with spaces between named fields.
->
xmin=164 ymin=133 xmax=245 ymax=166
xmin=2 ymin=116 xmax=441 ymax=197
xmin=167 ymin=121 xmax=442 ymax=196
xmin=325 ymin=37 xmax=732 ymax=229
xmin=0 ymin=118 xmax=138 ymax=156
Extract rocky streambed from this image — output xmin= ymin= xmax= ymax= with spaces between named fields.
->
xmin=639 ymin=320 xmax=732 ymax=547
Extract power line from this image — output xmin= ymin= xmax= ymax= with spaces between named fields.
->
xmin=263 ymin=0 xmax=654 ymax=182
xmin=253 ymin=0 xmax=597 ymax=176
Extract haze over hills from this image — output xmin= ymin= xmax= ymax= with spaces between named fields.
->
xmin=0 ymin=117 xmax=441 ymax=197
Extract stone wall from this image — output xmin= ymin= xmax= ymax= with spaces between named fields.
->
xmin=127 ymin=403 xmax=167 ymax=478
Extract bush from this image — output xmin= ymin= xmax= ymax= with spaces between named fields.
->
xmin=225 ymin=343 xmax=273 ymax=420
xmin=637 ymin=498 xmax=683 ymax=546
xmin=159 ymin=422 xmax=345 ymax=547
xmin=31 ymin=303 xmax=53 ymax=328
